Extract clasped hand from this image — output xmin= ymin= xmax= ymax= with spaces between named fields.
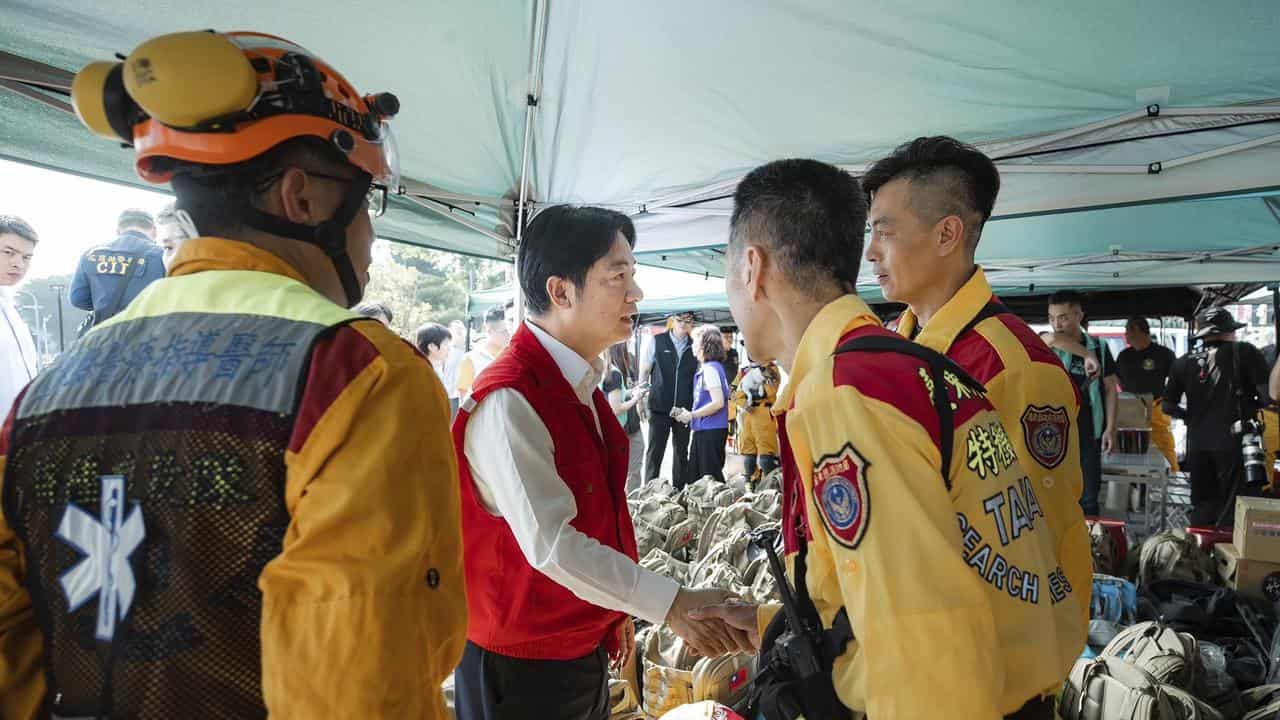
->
xmin=665 ymin=587 xmax=759 ymax=657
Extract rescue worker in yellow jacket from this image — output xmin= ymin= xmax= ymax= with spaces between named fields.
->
xmin=0 ymin=31 xmax=465 ymax=719
xmin=691 ymin=159 xmax=1081 ymax=719
xmin=862 ymin=136 xmax=1092 ymax=637
xmin=730 ymin=361 xmax=781 ymax=484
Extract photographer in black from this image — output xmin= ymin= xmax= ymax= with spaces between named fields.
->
xmin=1163 ymin=308 xmax=1271 ymax=526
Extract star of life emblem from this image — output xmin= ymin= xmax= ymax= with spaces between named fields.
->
xmin=57 ymin=475 xmax=146 ymax=642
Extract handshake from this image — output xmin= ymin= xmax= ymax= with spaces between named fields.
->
xmin=666 ymin=586 xmax=762 ymax=657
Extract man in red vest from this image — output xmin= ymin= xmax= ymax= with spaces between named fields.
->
xmin=452 ymin=205 xmax=749 ymax=720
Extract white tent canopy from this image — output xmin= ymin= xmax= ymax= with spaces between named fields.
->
xmin=1 ymin=1 xmax=1279 ymax=288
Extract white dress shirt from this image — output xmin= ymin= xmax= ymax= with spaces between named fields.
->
xmin=0 ymin=288 xmax=37 ymax=417
xmin=463 ymin=320 xmax=680 ymax=626
xmin=442 ymin=346 xmax=465 ymax=400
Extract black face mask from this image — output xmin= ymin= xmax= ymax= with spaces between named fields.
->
xmin=243 ymin=171 xmax=373 ymax=308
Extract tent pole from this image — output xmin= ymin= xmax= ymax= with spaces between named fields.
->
xmin=1273 ymin=285 xmax=1279 ymax=351
xmin=1160 ymin=132 xmax=1280 ymax=171
xmin=513 ymin=0 xmax=549 ymax=324
xmin=401 ymin=194 xmax=508 ymax=245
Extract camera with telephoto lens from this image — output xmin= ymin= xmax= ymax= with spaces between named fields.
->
xmin=1232 ymin=418 xmax=1268 ymax=488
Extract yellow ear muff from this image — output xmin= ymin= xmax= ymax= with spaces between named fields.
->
xmin=71 ymin=61 xmax=136 ymax=142
xmin=123 ymin=31 xmax=259 ymax=129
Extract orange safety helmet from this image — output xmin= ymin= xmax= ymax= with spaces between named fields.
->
xmin=72 ymin=30 xmax=399 ymax=188
xmin=71 ymin=30 xmax=402 ymax=307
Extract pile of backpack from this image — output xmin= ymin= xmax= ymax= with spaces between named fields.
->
xmin=617 ymin=472 xmax=786 ymax=718
xmin=629 ymin=473 xmax=784 ymax=607
xmin=1062 ymin=526 xmax=1280 ymax=719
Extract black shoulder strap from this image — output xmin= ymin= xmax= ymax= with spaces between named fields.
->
xmin=769 ymin=333 xmax=990 ymax=701
xmin=833 ymin=334 xmax=986 ymax=486
xmin=955 ymin=299 xmax=1012 ymax=343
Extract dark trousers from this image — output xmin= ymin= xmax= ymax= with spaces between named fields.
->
xmin=645 ymin=413 xmax=691 ymax=486
xmin=1005 ymin=696 xmax=1054 ymax=720
xmin=690 ymin=428 xmax=729 ymax=484
xmin=742 ymin=454 xmax=779 ymax=483
xmin=454 ymin=641 xmax=609 ymax=720
xmin=1186 ymin=449 xmax=1243 ymax=527
xmin=1078 ymin=406 xmax=1102 ymax=516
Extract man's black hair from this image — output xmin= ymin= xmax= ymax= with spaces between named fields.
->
xmin=729 ymin=159 xmax=866 ymax=296
xmin=415 ymin=322 xmax=452 ymax=354
xmin=862 ymin=136 xmax=1000 ymax=251
xmin=117 ymin=208 xmax=155 ymax=234
xmin=1048 ymin=290 xmax=1086 ymax=308
xmin=166 ymin=137 xmax=355 ymax=238
xmin=483 ymin=306 xmax=506 ymax=326
xmin=0 ymin=215 xmax=38 ymax=245
xmin=518 ymin=205 xmax=636 ymax=316
xmin=1126 ymin=316 xmax=1151 ymax=334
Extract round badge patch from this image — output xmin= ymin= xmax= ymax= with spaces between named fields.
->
xmin=1143 ymin=358 xmax=1156 ymax=371
xmin=1020 ymin=405 xmax=1070 ymax=469
xmin=823 ymin=476 xmax=859 ymax=528
xmin=812 ymin=444 xmax=870 ymax=549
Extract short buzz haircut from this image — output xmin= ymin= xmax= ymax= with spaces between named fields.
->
xmin=862 ymin=136 xmax=1000 ymax=251
xmin=1048 ymin=290 xmax=1086 ymax=309
xmin=518 ymin=205 xmax=636 ymax=316
xmin=117 ymin=208 xmax=155 ymax=234
xmin=694 ymin=324 xmax=727 ymax=363
xmin=483 ymin=306 xmax=506 ymax=327
xmin=729 ymin=159 xmax=867 ymax=296
xmin=415 ymin=322 xmax=452 ymax=354
xmin=1126 ymin=316 xmax=1151 ymax=335
xmin=0 ymin=215 xmax=38 ymax=245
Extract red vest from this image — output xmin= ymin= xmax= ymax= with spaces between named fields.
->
xmin=452 ymin=324 xmax=638 ymax=660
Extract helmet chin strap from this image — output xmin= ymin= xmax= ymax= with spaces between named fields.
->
xmin=243 ymin=172 xmax=371 ymax=307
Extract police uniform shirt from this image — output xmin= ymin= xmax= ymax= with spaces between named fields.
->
xmin=1116 ymin=343 xmax=1176 ymax=397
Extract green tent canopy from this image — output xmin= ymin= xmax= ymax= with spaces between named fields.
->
xmin=2 ymin=1 xmax=1278 ymax=290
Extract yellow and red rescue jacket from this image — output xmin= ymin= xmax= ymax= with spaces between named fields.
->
xmin=0 ymin=239 xmax=466 ymax=719
xmin=761 ymin=295 xmax=1082 ymax=719
xmin=896 ymin=267 xmax=1091 ymax=635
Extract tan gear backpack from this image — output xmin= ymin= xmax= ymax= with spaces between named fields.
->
xmin=1137 ymin=530 xmax=1216 ymax=587
xmin=1100 ymin=621 xmax=1200 ymax=690
xmin=640 ymin=626 xmax=756 ymax=718
xmin=1242 ymin=685 xmax=1280 ymax=720
xmin=696 ymin=505 xmax=774 ymax=562
xmin=1060 ymin=656 xmax=1178 ymax=720
xmin=1160 ymin=685 xmax=1224 ymax=720
xmin=640 ymin=547 xmax=692 ymax=584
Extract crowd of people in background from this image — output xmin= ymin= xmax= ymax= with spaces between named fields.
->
xmin=4 ymin=202 xmax=1279 ymax=519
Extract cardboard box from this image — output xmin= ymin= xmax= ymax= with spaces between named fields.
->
xmin=1234 ymin=497 xmax=1280 ymax=561
xmin=1215 ymin=542 xmax=1280 ymax=603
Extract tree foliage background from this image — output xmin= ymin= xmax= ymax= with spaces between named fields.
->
xmin=14 ymin=241 xmax=509 ymax=364
xmin=360 ymin=241 xmax=510 ymax=338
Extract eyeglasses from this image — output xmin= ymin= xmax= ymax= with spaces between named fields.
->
xmin=305 ymin=171 xmax=389 ymax=218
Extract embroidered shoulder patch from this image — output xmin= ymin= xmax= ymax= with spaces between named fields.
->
xmin=812 ymin=443 xmax=871 ymax=549
xmin=1020 ymin=405 xmax=1070 ymax=469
